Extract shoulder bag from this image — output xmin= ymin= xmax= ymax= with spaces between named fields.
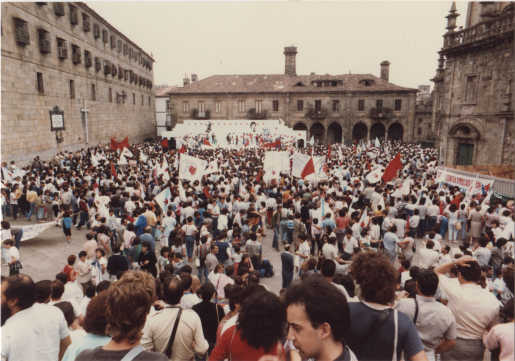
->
xmin=165 ymin=307 xmax=183 ymax=359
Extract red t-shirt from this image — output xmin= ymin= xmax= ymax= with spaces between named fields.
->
xmin=63 ymin=264 xmax=74 ymax=281
xmin=209 ymin=325 xmax=282 ymax=361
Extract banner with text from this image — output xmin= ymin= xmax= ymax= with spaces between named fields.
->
xmin=436 ymin=168 xmax=494 ymax=194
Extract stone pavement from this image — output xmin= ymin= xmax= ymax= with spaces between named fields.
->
xmin=2 ymin=219 xmax=283 ymax=294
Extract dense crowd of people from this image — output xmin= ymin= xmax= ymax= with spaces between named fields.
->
xmin=1 ymin=137 xmax=514 ymax=361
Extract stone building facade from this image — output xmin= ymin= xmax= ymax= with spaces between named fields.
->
xmin=432 ymin=2 xmax=514 ymax=167
xmin=168 ymin=48 xmax=417 ymax=145
xmin=1 ymin=2 xmax=155 ymax=162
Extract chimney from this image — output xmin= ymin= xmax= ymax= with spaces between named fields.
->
xmin=380 ymin=60 xmax=390 ymax=81
xmin=191 ymin=74 xmax=198 ymax=82
xmin=284 ymin=46 xmax=297 ymax=76
xmin=183 ymin=76 xmax=190 ymax=87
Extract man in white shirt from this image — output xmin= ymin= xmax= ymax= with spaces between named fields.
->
xmin=435 ymin=256 xmax=501 ymax=361
xmin=342 ymin=230 xmax=358 ymax=260
xmin=2 ymin=274 xmax=71 ymax=361
xmin=413 ymin=240 xmax=440 ymax=269
xmin=179 ymin=274 xmax=202 ymax=309
xmin=321 ymin=237 xmax=339 ymax=261
xmin=141 ymin=276 xmax=208 ymax=360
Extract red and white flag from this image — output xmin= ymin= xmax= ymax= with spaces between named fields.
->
xmin=291 ymin=153 xmax=315 ymax=179
xmin=179 ymin=154 xmax=207 ymax=182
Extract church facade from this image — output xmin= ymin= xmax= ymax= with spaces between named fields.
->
xmin=432 ymin=2 xmax=514 ymax=167
xmin=168 ymin=47 xmax=418 ymax=145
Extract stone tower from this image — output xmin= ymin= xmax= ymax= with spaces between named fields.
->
xmin=284 ymin=46 xmax=297 ymax=76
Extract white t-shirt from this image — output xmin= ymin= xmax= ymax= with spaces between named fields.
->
xmin=2 ymin=303 xmax=70 ymax=361
xmin=7 ymin=246 xmax=20 ymax=262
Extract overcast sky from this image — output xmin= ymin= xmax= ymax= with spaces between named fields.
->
xmin=87 ymin=1 xmax=468 ymax=90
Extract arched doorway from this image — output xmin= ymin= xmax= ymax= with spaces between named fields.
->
xmin=370 ymin=123 xmax=385 ymax=140
xmin=449 ymin=123 xmax=481 ymax=165
xmin=327 ymin=122 xmax=343 ymax=144
xmin=352 ymin=122 xmax=368 ymax=142
xmin=388 ymin=123 xmax=403 ymax=141
xmin=310 ymin=122 xmax=325 ymax=145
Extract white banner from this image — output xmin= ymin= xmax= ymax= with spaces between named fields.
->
xmin=20 ymin=222 xmax=54 ymax=242
xmin=179 ymin=154 xmax=207 ymax=182
xmin=436 ymin=168 xmax=494 ymax=194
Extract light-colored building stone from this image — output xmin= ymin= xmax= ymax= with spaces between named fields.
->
xmin=432 ymin=2 xmax=514 ymax=167
xmin=155 ymin=85 xmax=176 ymax=137
xmin=168 ymin=47 xmax=418 ymax=145
xmin=1 ymin=2 xmax=155 ymax=162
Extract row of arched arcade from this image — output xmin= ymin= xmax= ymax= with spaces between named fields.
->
xmin=292 ymin=121 xmax=404 ymax=145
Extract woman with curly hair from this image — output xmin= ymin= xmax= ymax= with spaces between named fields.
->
xmin=209 ymin=289 xmax=286 ymax=361
xmin=345 ymin=251 xmax=428 ymax=361
xmin=75 ymin=271 xmax=167 ymax=361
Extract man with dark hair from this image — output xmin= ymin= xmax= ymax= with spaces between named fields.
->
xmin=35 ymin=279 xmax=52 ymax=303
xmin=435 ymin=256 xmax=502 ymax=361
xmin=141 ymin=277 xmax=208 ymax=359
xmin=2 ymin=274 xmax=71 ymax=360
xmin=396 ymin=269 xmax=457 ymax=360
xmin=284 ymin=275 xmax=355 ymax=361
xmin=320 ymin=259 xmax=351 ymax=300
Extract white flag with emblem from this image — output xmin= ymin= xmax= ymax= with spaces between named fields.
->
xmin=179 ymin=154 xmax=207 ymax=182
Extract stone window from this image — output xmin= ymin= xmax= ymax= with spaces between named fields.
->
xmin=358 ymin=99 xmax=365 ymax=111
xmin=255 ymin=100 xmax=263 ymax=113
xmin=36 ymin=72 xmax=44 ymax=94
xmin=465 ymin=75 xmax=479 ymax=104
xmin=123 ymin=43 xmax=128 ymax=55
xmin=297 ymin=100 xmax=304 ymax=111
xmin=148 ymin=96 xmax=151 ymax=107
xmin=69 ymin=4 xmax=78 ymax=26
xmin=314 ymin=99 xmax=322 ymax=111
xmin=53 ymin=3 xmax=64 ymax=17
xmin=117 ymin=39 xmax=122 ymax=53
xmin=82 ymin=13 xmax=90 ymax=32
xmin=84 ymin=49 xmax=92 ymax=68
xmin=94 ymin=57 xmax=101 ymax=72
xmin=108 ymin=87 xmax=112 ymax=103
xmin=141 ymin=94 xmax=144 ymax=106
xmin=102 ymin=29 xmax=108 ymax=43
xmin=238 ymin=100 xmax=246 ymax=113
xmin=38 ymin=28 xmax=50 ymax=54
xmin=198 ymin=102 xmax=205 ymax=113
xmin=376 ymin=99 xmax=383 ymax=112
xmin=57 ymin=37 xmax=67 ymax=59
xmin=273 ymin=100 xmax=279 ymax=112
xmin=332 ymin=99 xmax=340 ymax=112
xmin=394 ymin=99 xmax=402 ymax=111
xmin=93 ymin=23 xmax=100 ymax=39
xmin=69 ymin=79 xmax=75 ymax=99
xmin=124 ymin=69 xmax=129 ymax=81
xmin=118 ymin=65 xmax=124 ymax=79
xmin=110 ymin=35 xmax=116 ymax=49
xmin=215 ymin=102 xmax=221 ymax=113
xmin=104 ymin=60 xmax=111 ymax=75
xmin=13 ymin=17 xmax=30 ymax=46
xmin=418 ymin=127 xmax=422 ymax=136
xmin=183 ymin=101 xmax=189 ymax=113
xmin=91 ymin=84 xmax=96 ymax=101
xmin=71 ymin=44 xmax=81 ymax=64
xmin=359 ymin=79 xmax=375 ymax=86
xmin=132 ymin=93 xmax=136 ymax=105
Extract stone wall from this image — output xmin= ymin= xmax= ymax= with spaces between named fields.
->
xmin=1 ymin=3 xmax=155 ymax=163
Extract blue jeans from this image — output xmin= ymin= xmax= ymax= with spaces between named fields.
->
xmin=185 ymin=236 xmax=195 ymax=259
xmin=439 ymin=216 xmax=448 ymax=239
xmin=10 ymin=204 xmax=18 ymax=219
xmin=198 ymin=265 xmax=208 ymax=282
xmin=273 ymin=225 xmax=280 ymax=250
xmin=280 ymin=221 xmax=288 ymax=242
xmin=2 ymin=204 xmax=11 ymax=217
xmin=26 ymin=203 xmax=36 ymax=220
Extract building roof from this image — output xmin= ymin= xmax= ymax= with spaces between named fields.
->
xmin=168 ymin=73 xmax=417 ymax=95
xmin=155 ymin=86 xmax=177 ymax=97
